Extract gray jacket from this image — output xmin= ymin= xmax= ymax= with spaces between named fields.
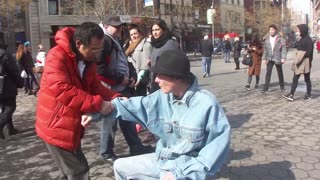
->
xmin=262 ymin=34 xmax=287 ymax=64
xmin=127 ymin=38 xmax=153 ymax=73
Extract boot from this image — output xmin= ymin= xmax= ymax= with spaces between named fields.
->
xmin=28 ymin=89 xmax=33 ymax=95
xmin=0 ymin=129 xmax=5 ymax=139
xmin=7 ymin=121 xmax=19 ymax=136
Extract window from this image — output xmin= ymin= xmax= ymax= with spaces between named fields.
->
xmin=60 ymin=0 xmax=74 ymax=15
xmin=237 ymin=0 xmax=240 ymax=5
xmin=48 ymin=0 xmax=58 ymax=15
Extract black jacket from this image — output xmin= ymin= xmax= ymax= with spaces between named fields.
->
xmin=297 ymin=24 xmax=313 ymax=61
xmin=0 ymin=49 xmax=24 ymax=98
xmin=200 ymin=39 xmax=213 ymax=57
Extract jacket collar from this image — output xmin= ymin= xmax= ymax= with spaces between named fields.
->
xmin=170 ymin=75 xmax=197 ymax=107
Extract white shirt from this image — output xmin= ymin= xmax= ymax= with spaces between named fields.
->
xmin=269 ymin=36 xmax=277 ymax=53
xmin=78 ymin=61 xmax=86 ymax=78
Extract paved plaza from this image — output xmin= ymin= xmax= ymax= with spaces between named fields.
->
xmin=1 ymin=48 xmax=320 ymax=180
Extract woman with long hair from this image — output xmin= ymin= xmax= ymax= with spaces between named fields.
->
xmin=125 ymin=25 xmax=153 ymax=96
xmin=149 ymin=19 xmax=179 ymax=93
xmin=16 ymin=44 xmax=31 ymax=94
xmin=244 ymin=38 xmax=263 ymax=90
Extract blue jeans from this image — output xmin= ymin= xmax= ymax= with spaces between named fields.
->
xmin=201 ymin=57 xmax=212 ymax=76
xmin=114 ymin=153 xmax=166 ymax=180
xmin=224 ymin=51 xmax=231 ymax=63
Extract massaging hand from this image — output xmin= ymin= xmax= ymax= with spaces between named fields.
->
xmin=162 ymin=172 xmax=175 ymax=180
xmin=81 ymin=115 xmax=92 ymax=128
xmin=99 ymin=101 xmax=115 ymax=115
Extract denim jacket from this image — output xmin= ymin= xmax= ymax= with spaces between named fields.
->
xmin=92 ymin=78 xmax=230 ymax=179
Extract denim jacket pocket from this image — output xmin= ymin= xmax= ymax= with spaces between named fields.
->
xmin=180 ymin=127 xmax=205 ymax=143
xmin=164 ymin=121 xmax=173 ymax=133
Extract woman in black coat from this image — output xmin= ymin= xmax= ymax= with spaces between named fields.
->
xmin=0 ymin=47 xmax=24 ymax=139
xmin=233 ymin=37 xmax=242 ymax=70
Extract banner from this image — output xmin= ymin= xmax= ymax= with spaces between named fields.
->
xmin=144 ymin=0 xmax=153 ymax=7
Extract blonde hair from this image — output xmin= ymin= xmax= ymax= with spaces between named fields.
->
xmin=15 ymin=44 xmax=24 ymax=61
xmin=234 ymin=37 xmax=239 ymax=41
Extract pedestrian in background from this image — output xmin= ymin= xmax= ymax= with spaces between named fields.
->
xmin=261 ymin=24 xmax=287 ymax=93
xmin=200 ymin=35 xmax=213 ymax=77
xmin=233 ymin=37 xmax=242 ymax=70
xmin=0 ymin=44 xmax=24 ymax=139
xmin=148 ymin=19 xmax=180 ymax=93
xmin=282 ymin=24 xmax=313 ymax=101
xmin=97 ymin=15 xmax=153 ymax=162
xmin=81 ymin=49 xmax=231 ymax=180
xmin=126 ymin=25 xmax=153 ymax=96
xmin=35 ymin=22 xmax=121 ymax=180
xmin=222 ymin=34 xmax=232 ymax=63
xmin=244 ymin=38 xmax=263 ymax=90
xmin=33 ymin=44 xmax=46 ymax=96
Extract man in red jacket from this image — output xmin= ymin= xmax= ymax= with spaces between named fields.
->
xmin=35 ymin=22 xmax=121 ymax=180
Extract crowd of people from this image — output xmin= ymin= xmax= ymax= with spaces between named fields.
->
xmin=0 ymin=15 xmax=315 ymax=179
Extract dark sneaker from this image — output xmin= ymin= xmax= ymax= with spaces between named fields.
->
xmin=244 ymin=85 xmax=250 ymax=90
xmin=8 ymin=128 xmax=19 ymax=136
xmin=99 ymin=152 xmax=118 ymax=162
xmin=0 ymin=130 xmax=5 ymax=139
xmin=303 ymin=94 xmax=311 ymax=100
xmin=261 ymin=89 xmax=268 ymax=94
xmin=280 ymin=87 xmax=285 ymax=92
xmin=202 ymin=73 xmax=207 ymax=78
xmin=282 ymin=94 xmax=294 ymax=101
xmin=130 ymin=145 xmax=154 ymax=156
xmin=254 ymin=85 xmax=259 ymax=89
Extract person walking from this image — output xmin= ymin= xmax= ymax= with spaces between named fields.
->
xmin=233 ymin=37 xmax=242 ymax=70
xmin=261 ymin=24 xmax=287 ymax=93
xmin=35 ymin=22 xmax=121 ymax=180
xmin=82 ymin=49 xmax=231 ymax=180
xmin=33 ymin=44 xmax=46 ymax=96
xmin=282 ymin=24 xmax=313 ymax=101
xmin=222 ymin=35 xmax=232 ymax=63
xmin=148 ymin=19 xmax=180 ymax=93
xmin=244 ymin=38 xmax=264 ymax=90
xmin=97 ymin=15 xmax=154 ymax=162
xmin=200 ymin=35 xmax=213 ymax=77
xmin=0 ymin=44 xmax=24 ymax=139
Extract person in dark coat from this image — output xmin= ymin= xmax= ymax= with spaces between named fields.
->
xmin=200 ymin=35 xmax=213 ymax=77
xmin=0 ymin=45 xmax=24 ymax=139
xmin=233 ymin=37 xmax=242 ymax=70
xmin=244 ymin=38 xmax=263 ymax=90
xmin=282 ymin=24 xmax=314 ymax=101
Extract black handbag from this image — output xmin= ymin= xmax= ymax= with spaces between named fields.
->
xmin=242 ymin=53 xmax=253 ymax=66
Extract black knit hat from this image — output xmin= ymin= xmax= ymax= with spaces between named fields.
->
xmin=103 ymin=15 xmax=126 ymax=26
xmin=150 ymin=50 xmax=192 ymax=78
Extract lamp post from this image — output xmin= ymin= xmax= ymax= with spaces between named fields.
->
xmin=211 ymin=5 xmax=216 ymax=47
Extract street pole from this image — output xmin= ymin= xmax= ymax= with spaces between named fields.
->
xmin=281 ymin=0 xmax=284 ymax=35
xmin=211 ymin=1 xmax=215 ymax=47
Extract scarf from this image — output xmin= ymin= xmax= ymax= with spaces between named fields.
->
xmin=151 ymin=31 xmax=172 ymax=48
xmin=125 ymin=37 xmax=143 ymax=57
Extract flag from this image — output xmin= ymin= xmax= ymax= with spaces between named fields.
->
xmin=144 ymin=0 xmax=153 ymax=7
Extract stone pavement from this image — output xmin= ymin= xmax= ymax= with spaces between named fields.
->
xmin=1 ymin=48 xmax=320 ymax=180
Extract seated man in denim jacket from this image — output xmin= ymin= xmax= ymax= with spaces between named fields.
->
xmin=82 ymin=49 xmax=231 ymax=180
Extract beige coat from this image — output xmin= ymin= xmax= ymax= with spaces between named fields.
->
xmin=291 ymin=50 xmax=310 ymax=75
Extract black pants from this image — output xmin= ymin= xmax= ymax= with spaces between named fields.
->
xmin=0 ymin=97 xmax=17 ymax=130
xmin=247 ymin=75 xmax=260 ymax=85
xmin=263 ymin=61 xmax=285 ymax=91
xmin=100 ymin=87 xmax=143 ymax=156
xmin=290 ymin=73 xmax=311 ymax=96
xmin=234 ymin=57 xmax=240 ymax=69
xmin=45 ymin=142 xmax=89 ymax=180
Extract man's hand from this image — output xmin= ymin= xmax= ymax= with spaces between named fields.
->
xmin=281 ymin=59 xmax=286 ymax=64
xmin=81 ymin=115 xmax=92 ymax=127
xmin=127 ymin=77 xmax=136 ymax=88
xmin=121 ymin=76 xmax=129 ymax=85
xmin=99 ymin=101 xmax=114 ymax=115
xmin=162 ymin=172 xmax=175 ymax=180
xmin=262 ymin=60 xmax=267 ymax=64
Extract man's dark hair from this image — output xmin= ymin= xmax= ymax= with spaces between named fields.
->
xmin=269 ymin=24 xmax=278 ymax=30
xmin=73 ymin=22 xmax=104 ymax=47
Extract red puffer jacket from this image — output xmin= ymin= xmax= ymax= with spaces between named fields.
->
xmin=35 ymin=27 xmax=121 ymax=151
